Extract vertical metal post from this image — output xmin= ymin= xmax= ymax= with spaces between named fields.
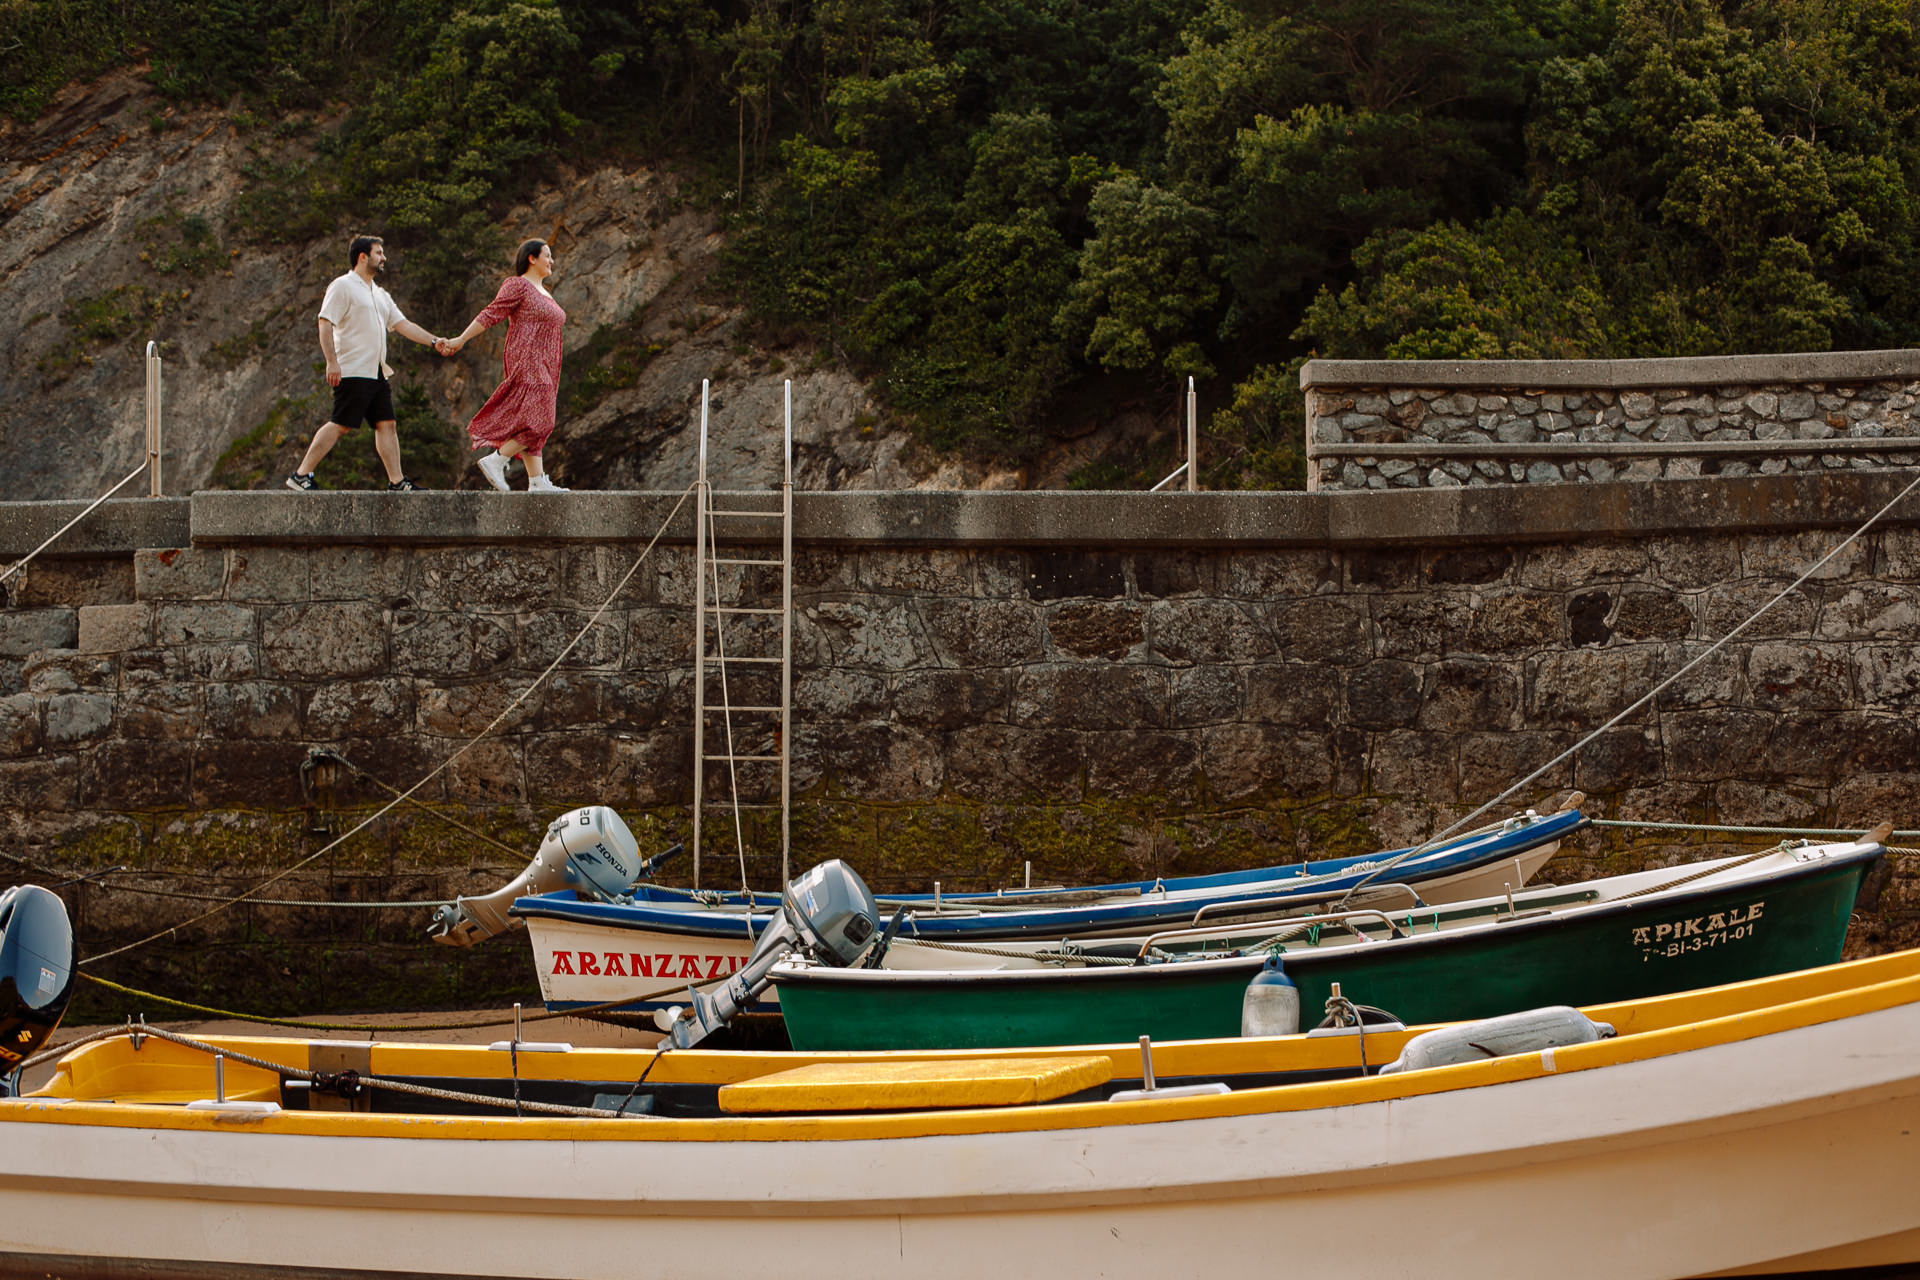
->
xmin=1186 ymin=377 xmax=1197 ymax=492
xmin=780 ymin=378 xmax=793 ymax=886
xmin=145 ymin=341 xmax=163 ymax=497
xmin=692 ymin=380 xmax=711 ymax=890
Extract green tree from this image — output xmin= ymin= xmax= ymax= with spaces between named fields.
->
xmin=1057 ymin=174 xmax=1220 ymax=382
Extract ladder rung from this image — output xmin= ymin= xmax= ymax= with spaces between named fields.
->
xmin=709 ymin=606 xmax=785 ymax=615
xmin=700 ymin=801 xmax=783 ymax=811
xmin=704 ymin=753 xmax=783 ymax=763
xmin=709 ymin=508 xmax=783 ymax=517
xmin=710 ymin=557 xmax=785 ymax=566
xmin=707 ymin=705 xmax=783 ymax=714
xmin=701 ymin=655 xmax=784 ymax=664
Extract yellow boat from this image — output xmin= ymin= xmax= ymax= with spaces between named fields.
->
xmin=6 ymin=948 xmax=1920 ymax=1279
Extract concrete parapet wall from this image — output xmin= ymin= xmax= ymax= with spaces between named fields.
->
xmin=4 ymin=474 xmax=1917 ymax=1016
xmin=1301 ymin=350 xmax=1920 ymax=492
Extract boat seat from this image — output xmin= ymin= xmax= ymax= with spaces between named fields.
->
xmin=718 ymin=1055 xmax=1113 ymax=1113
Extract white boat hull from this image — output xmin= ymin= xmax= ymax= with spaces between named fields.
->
xmin=5 ymin=972 xmax=1918 ymax=1280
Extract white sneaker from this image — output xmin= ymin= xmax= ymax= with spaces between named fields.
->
xmin=476 ymin=452 xmax=511 ymax=492
xmin=527 ymin=475 xmax=569 ymax=493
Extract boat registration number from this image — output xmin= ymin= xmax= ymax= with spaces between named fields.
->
xmin=1632 ymin=901 xmax=1764 ymax=960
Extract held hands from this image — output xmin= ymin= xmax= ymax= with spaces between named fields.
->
xmin=433 ymin=336 xmax=465 ymax=356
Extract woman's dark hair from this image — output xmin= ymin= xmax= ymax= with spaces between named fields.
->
xmin=347 ymin=234 xmax=383 ymax=268
xmin=514 ymin=239 xmax=548 ymax=275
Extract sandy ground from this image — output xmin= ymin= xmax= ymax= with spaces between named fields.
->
xmin=20 ymin=1006 xmax=664 ymax=1093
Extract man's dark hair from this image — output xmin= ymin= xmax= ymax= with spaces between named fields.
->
xmin=514 ymin=239 xmax=548 ymax=275
xmin=348 ymin=235 xmax=383 ymax=269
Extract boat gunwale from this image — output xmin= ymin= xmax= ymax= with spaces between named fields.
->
xmin=11 ymin=943 xmax=1920 ymax=1146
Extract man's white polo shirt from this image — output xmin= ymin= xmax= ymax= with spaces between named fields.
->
xmin=318 ymin=271 xmax=406 ymax=379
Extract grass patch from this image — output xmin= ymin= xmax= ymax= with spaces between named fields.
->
xmin=211 ymin=395 xmax=312 ymax=490
xmin=138 ymin=207 xmax=227 ymax=276
xmin=37 ymin=285 xmax=194 ymax=383
xmin=556 ymin=317 xmax=663 ymax=422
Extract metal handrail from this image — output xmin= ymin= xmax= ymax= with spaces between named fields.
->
xmin=1 ymin=340 xmax=165 ymax=590
xmin=1188 ymin=882 xmax=1424 ymax=927
xmin=145 ymin=340 xmax=163 ymax=497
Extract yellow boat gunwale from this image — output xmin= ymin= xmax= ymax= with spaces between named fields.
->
xmin=10 ymin=948 xmax=1920 ymax=1144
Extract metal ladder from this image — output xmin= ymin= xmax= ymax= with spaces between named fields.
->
xmin=691 ymin=378 xmax=793 ymax=891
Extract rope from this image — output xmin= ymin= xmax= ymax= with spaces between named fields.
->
xmin=1341 ymin=466 xmax=1920 ymax=897
xmin=1611 ymin=845 xmax=1788 ymax=902
xmin=1593 ymin=819 xmax=1920 ymax=839
xmin=75 ymin=484 xmax=695 ymax=968
xmin=0 ymin=461 xmax=149 ymax=589
xmin=74 ymin=972 xmax=677 ymax=1032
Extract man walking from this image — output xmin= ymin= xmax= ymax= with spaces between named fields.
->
xmin=286 ymin=235 xmax=443 ymax=492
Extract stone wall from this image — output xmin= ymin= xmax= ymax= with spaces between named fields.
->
xmin=4 ymin=476 xmax=1918 ymax=1018
xmin=1304 ymin=350 xmax=1920 ymax=491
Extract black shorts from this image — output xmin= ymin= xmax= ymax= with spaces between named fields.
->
xmin=329 ymin=375 xmax=395 ymax=430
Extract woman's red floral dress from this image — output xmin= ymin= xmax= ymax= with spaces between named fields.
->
xmin=466 ymin=275 xmax=566 ymax=456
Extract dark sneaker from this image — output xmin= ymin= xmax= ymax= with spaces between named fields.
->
xmin=387 ymin=477 xmax=421 ymax=491
xmin=285 ymin=472 xmax=317 ymax=492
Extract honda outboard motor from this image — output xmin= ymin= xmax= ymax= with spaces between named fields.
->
xmin=0 ymin=885 xmax=75 ymax=1097
xmin=657 ymin=859 xmax=880 ymax=1049
xmin=429 ymin=806 xmax=641 ymax=946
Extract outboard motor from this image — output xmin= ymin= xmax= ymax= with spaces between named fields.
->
xmin=657 ymin=859 xmax=880 ymax=1049
xmin=0 ymin=885 xmax=75 ymax=1097
xmin=429 ymin=806 xmax=642 ymax=946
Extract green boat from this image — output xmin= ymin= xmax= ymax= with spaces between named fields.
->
xmin=767 ymin=835 xmax=1887 ymax=1051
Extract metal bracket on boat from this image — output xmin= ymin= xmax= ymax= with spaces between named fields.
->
xmin=308 ymin=1069 xmax=365 ymax=1099
xmin=185 ymin=1052 xmax=281 ymax=1116
xmin=1109 ymin=1035 xmax=1230 ymax=1103
xmin=125 ymin=1014 xmax=147 ymax=1052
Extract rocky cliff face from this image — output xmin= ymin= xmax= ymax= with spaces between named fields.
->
xmin=1 ymin=69 xmax=1013 ymax=500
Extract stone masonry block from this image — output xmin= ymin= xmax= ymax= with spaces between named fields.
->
xmin=0 ymin=693 xmax=40 ymax=757
xmin=412 ymin=547 xmax=558 ymax=611
xmin=225 ymin=549 xmax=311 ymax=602
xmin=78 ymin=604 xmax=152 ymax=652
xmin=0 ymin=608 xmax=77 ymax=658
xmin=307 ymin=680 xmax=412 ymax=738
xmin=44 ymin=693 xmax=114 ymax=745
xmin=205 ymin=681 xmax=302 ymax=739
xmin=11 ymin=559 xmax=134 ymax=609
xmin=24 ymin=652 xmax=112 ymax=693
xmin=135 ymin=547 xmax=225 ymax=601
xmin=263 ymin=601 xmax=388 ymax=679
xmin=922 ymin=599 xmax=1045 ymax=667
xmin=391 ymin=611 xmax=512 ymax=679
xmin=116 ymin=681 xmax=199 ymax=739
xmin=155 ymin=603 xmax=256 ymax=646
xmin=1146 ymin=599 xmax=1274 ymax=665
xmin=310 ymin=547 xmax=413 ymax=601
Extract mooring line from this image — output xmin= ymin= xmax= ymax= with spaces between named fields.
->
xmin=78 ymin=484 xmax=697 ymax=968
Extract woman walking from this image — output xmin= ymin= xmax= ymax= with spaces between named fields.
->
xmin=439 ymin=238 xmax=570 ymax=492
